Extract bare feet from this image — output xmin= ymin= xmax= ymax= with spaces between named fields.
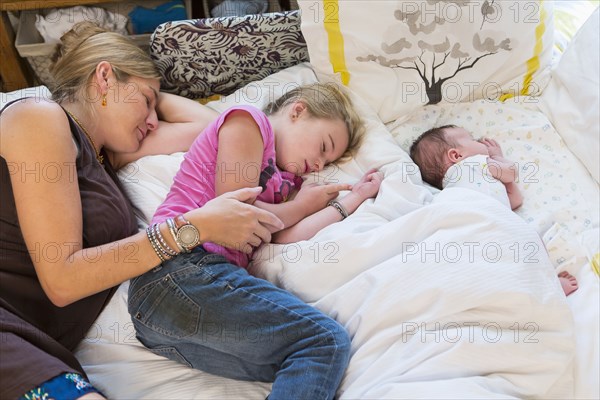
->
xmin=558 ymin=271 xmax=578 ymax=296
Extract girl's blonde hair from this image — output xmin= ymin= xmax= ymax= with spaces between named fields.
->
xmin=50 ymin=21 xmax=160 ymax=104
xmin=264 ymin=83 xmax=365 ymax=162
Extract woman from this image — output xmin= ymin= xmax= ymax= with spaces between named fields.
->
xmin=1 ymin=22 xmax=350 ymax=399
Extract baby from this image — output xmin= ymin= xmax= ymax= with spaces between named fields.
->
xmin=410 ymin=124 xmax=522 ymax=209
xmin=410 ymin=125 xmax=578 ymax=295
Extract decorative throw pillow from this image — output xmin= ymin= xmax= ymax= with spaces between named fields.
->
xmin=299 ymin=0 xmax=555 ymax=123
xmin=150 ymin=10 xmax=308 ymax=99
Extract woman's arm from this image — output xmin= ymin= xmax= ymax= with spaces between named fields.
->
xmin=110 ymin=92 xmax=219 ymax=169
xmin=1 ymin=100 xmax=160 ymax=306
xmin=0 ymin=100 xmax=281 ymax=307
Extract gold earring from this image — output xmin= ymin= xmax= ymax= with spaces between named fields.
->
xmin=101 ymin=94 xmax=107 ymax=107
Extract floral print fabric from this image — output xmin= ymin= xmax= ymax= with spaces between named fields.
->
xmin=150 ymin=10 xmax=308 ymax=99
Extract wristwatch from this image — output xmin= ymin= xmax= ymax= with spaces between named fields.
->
xmin=174 ymin=215 xmax=201 ymax=252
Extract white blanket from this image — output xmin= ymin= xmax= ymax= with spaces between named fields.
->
xmin=69 ymin=63 xmax=598 ymax=398
xmin=253 ymin=181 xmax=574 ymax=398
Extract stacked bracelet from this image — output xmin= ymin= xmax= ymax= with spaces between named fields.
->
xmin=165 ymin=218 xmax=185 ymax=253
xmin=146 ymin=223 xmax=179 ymax=262
xmin=146 ymin=226 xmax=165 ymax=262
xmin=328 ymin=200 xmax=349 ymax=219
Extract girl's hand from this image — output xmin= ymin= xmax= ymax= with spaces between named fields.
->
xmin=294 ymin=182 xmax=352 ymax=215
xmin=186 ymin=187 xmax=284 ymax=254
xmin=351 ymin=168 xmax=384 ymax=201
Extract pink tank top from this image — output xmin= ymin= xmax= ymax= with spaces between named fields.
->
xmin=153 ymin=105 xmax=302 ymax=267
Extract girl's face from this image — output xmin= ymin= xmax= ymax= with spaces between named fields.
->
xmin=273 ymin=102 xmax=350 ymax=176
xmin=101 ymin=75 xmax=160 ymax=153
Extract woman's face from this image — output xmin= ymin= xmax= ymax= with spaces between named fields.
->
xmin=102 ymin=75 xmax=160 ymax=154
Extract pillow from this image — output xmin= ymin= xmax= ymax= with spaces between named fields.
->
xmin=150 ymin=10 xmax=308 ymax=98
xmin=299 ymin=0 xmax=555 ymax=123
xmin=538 ymin=6 xmax=599 ymax=183
xmin=553 ymin=0 xmax=598 ymax=52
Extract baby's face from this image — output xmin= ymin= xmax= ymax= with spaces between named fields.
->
xmin=445 ymin=127 xmax=489 ymax=159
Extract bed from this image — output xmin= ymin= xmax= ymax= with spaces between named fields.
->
xmin=4 ymin=1 xmax=598 ymax=398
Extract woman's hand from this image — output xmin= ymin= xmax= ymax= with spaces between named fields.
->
xmin=293 ymin=182 xmax=352 ymax=215
xmin=186 ymin=187 xmax=284 ymax=254
xmin=351 ymin=168 xmax=384 ymax=201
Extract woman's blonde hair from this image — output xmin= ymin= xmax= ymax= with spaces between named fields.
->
xmin=50 ymin=21 xmax=160 ymax=104
xmin=264 ymin=83 xmax=365 ymax=162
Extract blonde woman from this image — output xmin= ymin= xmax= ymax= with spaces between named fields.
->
xmin=0 ymin=22 xmax=283 ymax=399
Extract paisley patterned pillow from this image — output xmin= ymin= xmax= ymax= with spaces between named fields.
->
xmin=150 ymin=10 xmax=308 ymax=98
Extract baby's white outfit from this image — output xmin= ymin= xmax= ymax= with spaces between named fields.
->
xmin=442 ymin=154 xmax=511 ymax=209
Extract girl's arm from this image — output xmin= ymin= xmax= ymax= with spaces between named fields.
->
xmin=253 ymin=182 xmax=352 ymax=232
xmin=215 ymin=110 xmax=351 ymax=232
xmin=110 ymin=92 xmax=219 ymax=169
xmin=272 ymin=169 xmax=383 ymax=243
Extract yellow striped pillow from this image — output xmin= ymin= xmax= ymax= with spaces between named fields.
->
xmin=299 ymin=0 xmax=555 ymax=123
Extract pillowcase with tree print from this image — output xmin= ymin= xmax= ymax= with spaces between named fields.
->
xmin=299 ymin=0 xmax=554 ymax=123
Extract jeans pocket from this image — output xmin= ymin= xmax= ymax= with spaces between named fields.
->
xmin=149 ymin=345 xmax=193 ymax=368
xmin=131 ymin=274 xmax=201 ymax=339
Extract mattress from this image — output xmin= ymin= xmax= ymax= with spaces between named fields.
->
xmin=71 ymin=62 xmax=599 ymax=399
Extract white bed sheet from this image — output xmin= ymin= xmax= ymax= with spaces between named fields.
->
xmin=70 ymin=63 xmax=599 ymax=399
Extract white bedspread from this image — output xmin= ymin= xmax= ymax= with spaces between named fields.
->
xmin=253 ymin=181 xmax=574 ymax=398
xmin=70 ymin=63 xmax=598 ymax=399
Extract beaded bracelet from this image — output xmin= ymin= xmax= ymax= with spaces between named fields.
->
xmin=166 ymin=217 xmax=185 ymax=253
xmin=146 ymin=223 xmax=179 ymax=262
xmin=328 ymin=200 xmax=348 ymax=219
xmin=149 ymin=224 xmax=171 ymax=261
xmin=153 ymin=223 xmax=178 ymax=258
xmin=146 ymin=225 xmax=166 ymax=262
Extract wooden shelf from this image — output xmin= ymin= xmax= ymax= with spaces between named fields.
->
xmin=0 ymin=0 xmax=197 ymax=91
xmin=0 ymin=0 xmax=125 ymax=12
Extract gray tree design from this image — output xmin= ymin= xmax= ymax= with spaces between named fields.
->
xmin=357 ymin=0 xmax=512 ymax=105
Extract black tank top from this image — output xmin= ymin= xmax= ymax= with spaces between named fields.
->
xmin=0 ymin=98 xmax=138 ymax=350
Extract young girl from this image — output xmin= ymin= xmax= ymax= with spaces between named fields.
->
xmin=128 ymin=83 xmax=382 ymax=399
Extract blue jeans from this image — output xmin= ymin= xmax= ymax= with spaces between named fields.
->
xmin=128 ymin=247 xmax=351 ymax=400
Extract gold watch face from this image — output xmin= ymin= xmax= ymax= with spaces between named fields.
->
xmin=177 ymin=225 xmax=199 ymax=248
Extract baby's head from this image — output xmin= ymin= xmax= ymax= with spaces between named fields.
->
xmin=264 ymin=83 xmax=365 ymax=175
xmin=410 ymin=125 xmax=488 ymax=188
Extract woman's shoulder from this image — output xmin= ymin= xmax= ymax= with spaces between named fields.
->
xmin=1 ymin=98 xmax=67 ymax=126
xmin=1 ymin=98 xmax=74 ymax=158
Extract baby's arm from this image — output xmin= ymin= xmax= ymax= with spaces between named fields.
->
xmin=272 ymin=169 xmax=383 ymax=243
xmin=503 ymin=181 xmax=523 ymax=210
xmin=481 ymin=138 xmax=523 ymax=210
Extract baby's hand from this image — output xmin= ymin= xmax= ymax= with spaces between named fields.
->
xmin=295 ymin=181 xmax=352 ymax=214
xmin=351 ymin=168 xmax=384 ymax=200
xmin=479 ymin=138 xmax=503 ymax=158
